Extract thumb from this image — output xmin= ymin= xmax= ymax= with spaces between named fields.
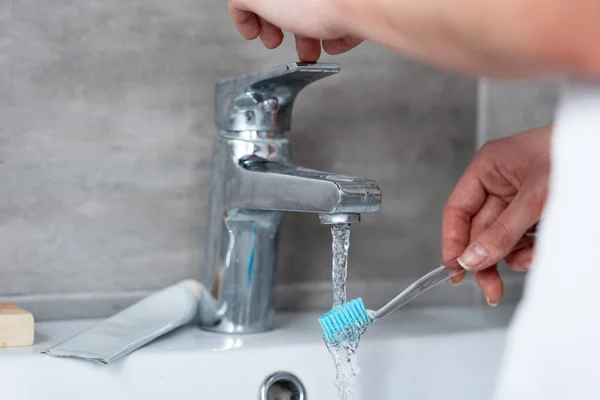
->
xmin=457 ymin=190 xmax=543 ymax=271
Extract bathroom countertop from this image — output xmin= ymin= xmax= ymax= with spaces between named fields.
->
xmin=0 ymin=306 xmax=516 ymax=400
xmin=3 ymin=305 xmax=516 ymax=358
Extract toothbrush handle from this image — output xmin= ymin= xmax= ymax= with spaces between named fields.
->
xmin=374 ymin=258 xmax=464 ymax=320
xmin=372 ymin=233 xmax=538 ymax=320
xmin=373 ymin=234 xmax=537 ymax=320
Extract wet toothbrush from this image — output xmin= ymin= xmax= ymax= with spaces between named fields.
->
xmin=318 ymin=232 xmax=537 ymax=344
xmin=318 ymin=258 xmax=465 ymax=344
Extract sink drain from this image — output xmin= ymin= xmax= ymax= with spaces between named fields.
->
xmin=259 ymin=371 xmax=306 ymax=400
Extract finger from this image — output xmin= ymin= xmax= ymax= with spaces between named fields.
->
xmin=444 ymin=258 xmax=468 ymax=285
xmin=458 ymin=188 xmax=544 ymax=271
xmin=473 ymin=265 xmax=503 ymax=306
xmin=450 ymin=270 xmax=467 ymax=285
xmin=294 ymin=34 xmax=321 ymax=62
xmin=450 ymin=196 xmax=506 ymax=286
xmin=469 ymin=196 xmax=507 ymax=239
xmin=442 ymin=163 xmax=487 ymax=264
xmin=258 ymin=18 xmax=284 ymax=49
xmin=505 ymin=246 xmax=534 ymax=272
xmin=322 ymin=36 xmax=363 ymax=55
xmin=228 ymin=1 xmax=261 ymax=40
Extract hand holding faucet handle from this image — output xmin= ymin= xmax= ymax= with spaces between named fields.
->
xmin=228 ymin=0 xmax=600 ymax=78
xmin=228 ymin=0 xmax=362 ymax=62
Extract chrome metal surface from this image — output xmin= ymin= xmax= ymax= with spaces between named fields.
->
xmin=259 ymin=371 xmax=306 ymax=400
xmin=202 ymin=63 xmax=382 ymax=333
xmin=319 ymin=213 xmax=361 ymax=225
xmin=215 ymin=62 xmax=339 ymax=133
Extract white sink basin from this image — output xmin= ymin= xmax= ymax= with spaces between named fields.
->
xmin=0 ymin=307 xmax=513 ymax=400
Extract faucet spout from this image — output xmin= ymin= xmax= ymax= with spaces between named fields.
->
xmin=235 ymin=156 xmax=381 ymax=214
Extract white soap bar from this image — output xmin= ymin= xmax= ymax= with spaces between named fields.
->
xmin=0 ymin=303 xmax=34 ymax=348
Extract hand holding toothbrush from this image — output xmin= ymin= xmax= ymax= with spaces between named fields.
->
xmin=442 ymin=126 xmax=551 ymax=306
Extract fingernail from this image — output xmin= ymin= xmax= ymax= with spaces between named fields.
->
xmin=486 ymin=297 xmax=498 ymax=307
xmin=457 ymin=243 xmax=488 ymax=270
xmin=518 ymin=259 xmax=532 ymax=271
xmin=451 ymin=280 xmax=462 ymax=286
xmin=510 ymin=259 xmax=531 ymax=272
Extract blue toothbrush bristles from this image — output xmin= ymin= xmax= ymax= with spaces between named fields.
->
xmin=318 ymin=298 xmax=372 ymax=345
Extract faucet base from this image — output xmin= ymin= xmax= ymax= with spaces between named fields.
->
xmin=199 ymin=319 xmax=275 ymax=334
xmin=201 ymin=209 xmax=282 ymax=334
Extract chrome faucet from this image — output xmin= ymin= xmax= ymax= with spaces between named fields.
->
xmin=200 ymin=62 xmax=382 ymax=334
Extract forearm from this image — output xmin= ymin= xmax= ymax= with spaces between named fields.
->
xmin=339 ymin=0 xmax=600 ymax=77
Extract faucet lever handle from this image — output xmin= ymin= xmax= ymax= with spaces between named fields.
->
xmin=215 ymin=62 xmax=340 ymax=133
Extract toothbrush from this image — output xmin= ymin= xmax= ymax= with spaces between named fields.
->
xmin=318 ymin=233 xmax=537 ymax=344
xmin=318 ymin=259 xmax=464 ymax=344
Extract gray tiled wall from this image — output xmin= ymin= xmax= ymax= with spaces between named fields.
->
xmin=0 ymin=0 xmax=479 ymax=319
xmin=477 ymin=79 xmax=559 ymax=145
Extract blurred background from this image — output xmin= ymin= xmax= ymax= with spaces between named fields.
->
xmin=0 ymin=0 xmax=557 ymax=320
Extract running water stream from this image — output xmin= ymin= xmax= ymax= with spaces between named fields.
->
xmin=331 ymin=223 xmax=351 ymax=308
xmin=327 ymin=223 xmax=361 ymax=400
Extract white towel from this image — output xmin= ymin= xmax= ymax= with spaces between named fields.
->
xmin=494 ymin=80 xmax=600 ymax=399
